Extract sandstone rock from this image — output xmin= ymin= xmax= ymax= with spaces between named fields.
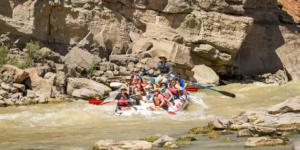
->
xmin=25 ymin=68 xmax=52 ymax=98
xmin=208 ymin=116 xmax=229 ymax=130
xmin=293 ymin=141 xmax=300 ymax=150
xmin=72 ymin=88 xmax=100 ymax=99
xmin=63 ymin=47 xmax=100 ymax=75
xmin=279 ymin=0 xmax=300 ymax=23
xmin=269 ymin=96 xmax=300 ymax=114
xmin=34 ymin=65 xmax=52 ymax=78
xmin=0 ymin=100 xmax=6 ymax=107
xmin=0 ymin=90 xmax=8 ymax=98
xmin=100 ymin=62 xmax=115 ymax=71
xmin=56 ymin=71 xmax=66 ymax=86
xmin=192 ymin=65 xmax=219 ymax=87
xmin=133 ymin=38 xmax=194 ymax=69
xmin=0 ymin=65 xmax=28 ymax=83
xmin=237 ymin=129 xmax=252 ymax=137
xmin=41 ymin=47 xmax=62 ymax=63
xmin=12 ymin=83 xmax=25 ymax=92
xmin=195 ymin=0 xmax=244 ymax=15
xmin=10 ymin=87 xmax=18 ymax=93
xmin=1 ymin=82 xmax=11 ymax=92
xmin=245 ymin=137 xmax=286 ymax=147
xmin=249 ymin=126 xmax=276 ymax=137
xmin=26 ymin=90 xmax=36 ymax=99
xmin=104 ymin=71 xmax=114 ymax=78
xmin=96 ymin=76 xmax=108 ymax=83
xmin=276 ymin=40 xmax=300 ymax=81
xmin=67 ymin=78 xmax=111 ymax=97
xmin=129 ymin=31 xmax=143 ymax=42
xmin=44 ymin=72 xmax=57 ymax=86
xmin=95 ymin=71 xmax=104 ymax=77
xmin=230 ymin=122 xmax=253 ymax=130
xmin=11 ymin=94 xmax=19 ymax=100
xmin=109 ymin=55 xmax=139 ymax=66
xmin=154 ymin=135 xmax=175 ymax=146
xmin=93 ymin=139 xmax=154 ymax=150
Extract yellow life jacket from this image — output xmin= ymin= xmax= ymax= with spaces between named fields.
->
xmin=149 ymin=83 xmax=160 ymax=93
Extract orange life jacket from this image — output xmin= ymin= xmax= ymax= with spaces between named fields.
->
xmin=176 ymin=78 xmax=186 ymax=87
xmin=118 ymin=95 xmax=128 ymax=106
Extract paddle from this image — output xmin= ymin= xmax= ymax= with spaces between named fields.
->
xmin=192 ymin=83 xmax=236 ymax=98
xmin=185 ymin=87 xmax=198 ymax=92
xmin=169 ymin=87 xmax=197 ymax=92
xmin=140 ymin=68 xmax=151 ymax=76
xmin=89 ymin=95 xmax=110 ymax=104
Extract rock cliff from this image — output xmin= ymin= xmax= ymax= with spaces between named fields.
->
xmin=0 ymin=0 xmax=299 ymax=80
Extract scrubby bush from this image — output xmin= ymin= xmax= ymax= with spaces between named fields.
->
xmin=87 ymin=57 xmax=100 ymax=76
xmin=0 ymin=46 xmax=9 ymax=68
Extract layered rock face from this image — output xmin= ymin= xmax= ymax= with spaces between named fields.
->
xmin=279 ymin=0 xmax=300 ymax=23
xmin=0 ymin=0 xmax=298 ymax=81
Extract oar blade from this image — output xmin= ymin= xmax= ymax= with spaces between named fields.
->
xmin=219 ymin=91 xmax=236 ymax=98
xmin=98 ymin=101 xmax=113 ymax=105
xmin=185 ymin=88 xmax=198 ymax=92
xmin=166 ymin=111 xmax=176 ymax=115
xmin=89 ymin=99 xmax=103 ymax=104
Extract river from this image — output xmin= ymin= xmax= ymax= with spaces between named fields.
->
xmin=1 ymin=81 xmax=300 ymax=149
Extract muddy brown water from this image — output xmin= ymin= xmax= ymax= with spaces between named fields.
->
xmin=1 ymin=81 xmax=300 ymax=149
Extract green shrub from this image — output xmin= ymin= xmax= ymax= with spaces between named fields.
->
xmin=55 ymin=80 xmax=60 ymax=86
xmin=0 ymin=46 xmax=9 ymax=68
xmin=87 ymin=57 xmax=100 ymax=76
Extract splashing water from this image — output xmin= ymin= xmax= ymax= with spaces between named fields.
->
xmin=1 ymin=81 xmax=300 ymax=149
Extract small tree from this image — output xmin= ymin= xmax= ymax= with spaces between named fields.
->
xmin=87 ymin=57 xmax=100 ymax=76
xmin=0 ymin=46 xmax=9 ymax=68
xmin=23 ymin=40 xmax=42 ymax=67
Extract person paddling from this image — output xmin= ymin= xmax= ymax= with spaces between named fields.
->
xmin=120 ymin=76 xmax=141 ymax=105
xmin=175 ymin=72 xmax=185 ymax=88
xmin=169 ymin=77 xmax=183 ymax=99
xmin=145 ymin=78 xmax=159 ymax=101
xmin=160 ymin=82 xmax=175 ymax=106
xmin=151 ymin=54 xmax=173 ymax=83
xmin=113 ymin=87 xmax=136 ymax=111
xmin=145 ymin=89 xmax=168 ymax=111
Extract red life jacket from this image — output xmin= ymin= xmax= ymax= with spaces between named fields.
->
xmin=162 ymin=89 xmax=171 ymax=100
xmin=118 ymin=95 xmax=128 ymax=106
xmin=169 ymin=84 xmax=178 ymax=95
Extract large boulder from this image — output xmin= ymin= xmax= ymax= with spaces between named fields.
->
xmin=72 ymin=88 xmax=100 ymax=99
xmin=276 ymin=39 xmax=300 ymax=81
xmin=192 ymin=65 xmax=219 ymax=86
xmin=25 ymin=68 xmax=52 ymax=98
xmin=109 ymin=55 xmax=139 ymax=66
xmin=0 ymin=65 xmax=28 ymax=83
xmin=245 ymin=137 xmax=286 ymax=147
xmin=67 ymin=78 xmax=111 ymax=97
xmin=207 ymin=116 xmax=230 ymax=130
xmin=132 ymin=38 xmax=194 ymax=69
xmin=268 ymin=95 xmax=300 ymax=114
xmin=63 ymin=47 xmax=100 ymax=75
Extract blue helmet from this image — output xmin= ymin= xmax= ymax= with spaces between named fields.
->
xmin=150 ymin=78 xmax=155 ymax=82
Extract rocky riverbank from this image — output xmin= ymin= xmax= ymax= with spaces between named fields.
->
xmin=91 ymin=95 xmax=300 ymax=150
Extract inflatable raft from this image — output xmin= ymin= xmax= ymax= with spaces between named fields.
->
xmin=114 ymin=93 xmax=191 ymax=116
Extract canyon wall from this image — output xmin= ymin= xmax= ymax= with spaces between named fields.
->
xmin=0 ymin=0 xmax=299 ymax=80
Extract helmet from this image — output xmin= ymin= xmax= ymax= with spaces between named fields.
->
xmin=134 ymin=68 xmax=139 ymax=72
xmin=161 ymin=82 xmax=168 ymax=88
xmin=175 ymin=72 xmax=181 ymax=76
xmin=125 ymin=76 xmax=132 ymax=80
xmin=150 ymin=78 xmax=155 ymax=82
